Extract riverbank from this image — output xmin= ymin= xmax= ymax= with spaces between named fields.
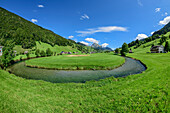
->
xmin=0 ymin=53 xmax=169 ymax=112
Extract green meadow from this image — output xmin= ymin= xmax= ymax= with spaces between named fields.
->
xmin=0 ymin=53 xmax=169 ymax=112
xmin=13 ymin=41 xmax=82 ymax=61
xmin=25 ymin=53 xmax=125 ymax=70
xmin=35 ymin=41 xmax=81 ymax=53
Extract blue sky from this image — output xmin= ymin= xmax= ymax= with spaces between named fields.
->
xmin=0 ymin=0 xmax=170 ymax=49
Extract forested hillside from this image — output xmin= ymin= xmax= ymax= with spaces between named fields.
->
xmin=0 ymin=7 xmax=75 ymax=48
xmin=128 ymin=22 xmax=170 ymax=49
xmin=153 ymin=22 xmax=170 ymax=36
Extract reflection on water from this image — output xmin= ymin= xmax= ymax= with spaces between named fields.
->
xmin=9 ymin=58 xmax=146 ymax=83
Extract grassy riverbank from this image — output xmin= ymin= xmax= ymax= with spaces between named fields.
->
xmin=25 ymin=53 xmax=125 ymax=70
xmin=0 ymin=53 xmax=169 ymax=112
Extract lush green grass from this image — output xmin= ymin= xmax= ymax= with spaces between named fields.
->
xmin=13 ymin=41 xmax=81 ymax=61
xmin=13 ymin=54 xmax=36 ymax=61
xmin=0 ymin=53 xmax=169 ymax=112
xmin=25 ymin=53 xmax=125 ymax=70
xmin=13 ymin=45 xmax=32 ymax=54
xmin=35 ymin=41 xmax=80 ymax=53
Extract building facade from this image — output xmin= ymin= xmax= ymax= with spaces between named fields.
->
xmin=0 ymin=46 xmax=3 ymax=56
xmin=150 ymin=45 xmax=164 ymax=53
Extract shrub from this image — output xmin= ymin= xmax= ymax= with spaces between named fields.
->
xmin=46 ymin=48 xmax=52 ymax=56
xmin=54 ymin=52 xmax=56 ymax=56
xmin=20 ymin=56 xmax=22 ymax=61
xmin=115 ymin=48 xmax=120 ymax=54
xmin=121 ymin=50 xmax=126 ymax=56
xmin=40 ymin=50 xmax=46 ymax=57
xmin=165 ymin=41 xmax=170 ymax=52
xmin=26 ymin=53 xmax=30 ymax=59
xmin=35 ymin=49 xmax=40 ymax=57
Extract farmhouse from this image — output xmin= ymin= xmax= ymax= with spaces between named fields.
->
xmin=68 ymin=52 xmax=72 ymax=54
xmin=129 ymin=49 xmax=133 ymax=53
xmin=14 ymin=50 xmax=17 ymax=56
xmin=60 ymin=51 xmax=69 ymax=54
xmin=150 ymin=45 xmax=164 ymax=53
xmin=0 ymin=46 xmax=3 ymax=56
xmin=24 ymin=51 xmax=29 ymax=54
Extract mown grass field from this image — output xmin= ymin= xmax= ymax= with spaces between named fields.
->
xmin=25 ymin=53 xmax=125 ymax=70
xmin=0 ymin=53 xmax=169 ymax=112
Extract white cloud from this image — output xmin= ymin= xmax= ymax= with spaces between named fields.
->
xmin=137 ymin=0 xmax=143 ymax=6
xmin=68 ymin=36 xmax=74 ymax=39
xmin=80 ymin=41 xmax=89 ymax=46
xmin=38 ymin=5 xmax=44 ymax=8
xmin=165 ymin=12 xmax=168 ymax=16
xmin=162 ymin=12 xmax=168 ymax=16
xmin=102 ymin=43 xmax=109 ymax=47
xmin=85 ymin=38 xmax=99 ymax=44
xmin=151 ymin=31 xmax=154 ymax=35
xmin=135 ymin=34 xmax=148 ymax=40
xmin=31 ymin=19 xmax=38 ymax=23
xmin=80 ymin=14 xmax=89 ymax=20
xmin=76 ymin=26 xmax=127 ymax=36
xmin=159 ymin=16 xmax=170 ymax=25
xmin=155 ymin=8 xmax=161 ymax=12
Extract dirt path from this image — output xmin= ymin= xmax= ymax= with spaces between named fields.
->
xmin=66 ymin=55 xmax=90 ymax=57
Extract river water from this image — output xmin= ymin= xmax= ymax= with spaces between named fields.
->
xmin=9 ymin=57 xmax=146 ymax=83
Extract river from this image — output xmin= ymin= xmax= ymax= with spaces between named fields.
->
xmin=9 ymin=57 xmax=146 ymax=83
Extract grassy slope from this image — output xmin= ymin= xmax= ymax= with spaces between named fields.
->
xmin=131 ymin=32 xmax=170 ymax=53
xmin=0 ymin=53 xmax=169 ymax=112
xmin=13 ymin=45 xmax=31 ymax=54
xmin=13 ymin=41 xmax=81 ymax=61
xmin=25 ymin=53 xmax=125 ymax=70
xmin=35 ymin=41 xmax=80 ymax=53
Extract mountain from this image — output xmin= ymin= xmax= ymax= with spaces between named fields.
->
xmin=0 ymin=7 xmax=77 ymax=49
xmin=91 ymin=43 xmax=102 ymax=48
xmin=91 ymin=43 xmax=112 ymax=51
xmin=153 ymin=22 xmax=170 ymax=36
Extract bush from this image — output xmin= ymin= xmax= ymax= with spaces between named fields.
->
xmin=165 ymin=41 xmax=170 ymax=52
xmin=54 ymin=52 xmax=57 ymax=56
xmin=46 ymin=48 xmax=52 ymax=56
xmin=35 ymin=49 xmax=40 ymax=57
xmin=26 ymin=53 xmax=30 ymax=59
xmin=40 ymin=50 xmax=46 ymax=57
xmin=20 ymin=56 xmax=22 ymax=61
xmin=121 ymin=51 xmax=126 ymax=56
xmin=115 ymin=48 xmax=120 ymax=54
